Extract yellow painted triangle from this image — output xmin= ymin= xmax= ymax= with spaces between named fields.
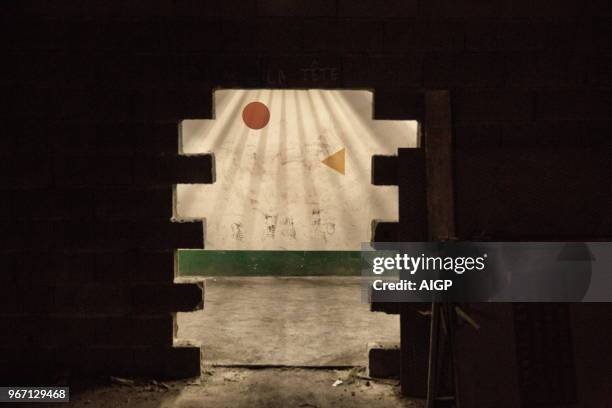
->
xmin=322 ymin=148 xmax=345 ymax=175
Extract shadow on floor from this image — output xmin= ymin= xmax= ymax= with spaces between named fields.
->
xmin=68 ymin=368 xmax=423 ymax=408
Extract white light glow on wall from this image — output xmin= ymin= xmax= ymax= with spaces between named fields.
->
xmin=178 ymin=89 xmax=418 ymax=250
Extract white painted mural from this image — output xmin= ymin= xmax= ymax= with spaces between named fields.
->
xmin=177 ymin=90 xmax=418 ymax=250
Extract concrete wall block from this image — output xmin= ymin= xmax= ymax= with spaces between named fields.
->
xmin=95 ymin=220 xmax=203 ymax=250
xmin=12 ymin=124 xmax=50 ymax=154
xmin=372 ymin=155 xmax=399 ymax=185
xmin=587 ymin=122 xmax=612 ymax=150
xmin=0 ymin=317 xmax=26 ymax=346
xmin=453 ymin=53 xmax=505 ymax=87
xmin=303 ymin=20 xmax=384 ymax=53
xmin=1 ymin=155 xmax=53 ymax=188
xmin=79 ymin=347 xmax=135 ymax=377
xmin=170 ymin=0 xmax=258 ymax=18
xmin=134 ymin=124 xmax=180 ymax=154
xmin=93 ymin=222 xmax=129 ymax=251
xmin=345 ymin=55 xmax=423 ymax=89
xmin=94 ymin=251 xmax=137 ymax=284
xmin=94 ymin=187 xmax=173 ymax=220
xmin=0 ymin=252 xmax=16 ymax=285
xmin=370 ymin=301 xmax=400 ymax=314
xmin=371 ymin=55 xmax=424 ymax=89
xmin=131 ymin=89 xmax=213 ymax=122
xmin=454 ymin=124 xmax=503 ymax=149
xmin=182 ymin=55 xmax=261 ymax=87
xmin=22 ymin=285 xmax=55 ymax=314
xmin=372 ymin=221 xmax=399 ymax=242
xmin=13 ymin=189 xmax=94 ymax=220
xmin=373 ymin=89 xmax=423 ymax=120
xmin=15 ymin=251 xmax=96 ymax=285
xmin=506 ymin=52 xmax=586 ymax=87
xmin=1 ymin=19 xmax=70 ymax=52
xmin=0 ymin=129 xmax=16 ymax=154
xmin=221 ymin=21 xmax=260 ymax=52
xmin=3 ymin=87 xmax=133 ymax=121
xmin=98 ymin=21 xmax=173 ymax=54
xmin=464 ymin=22 xmax=500 ymax=52
xmin=499 ymin=22 xmax=549 ymax=52
xmin=133 ymin=155 xmax=214 ymax=186
xmin=94 ymin=316 xmax=173 ymax=347
xmin=385 ymin=20 xmax=465 ymax=53
xmin=342 ymin=55 xmax=372 ymax=88
xmin=43 ymin=123 xmax=178 ymax=155
xmin=138 ymin=221 xmax=204 ymax=250
xmin=261 ymin=55 xmax=342 ymax=88
xmin=500 ymin=123 xmax=588 ymax=148
xmin=455 ymin=147 xmax=611 ymax=239
xmin=508 ymin=0 xmax=585 ymax=19
xmin=536 ymin=90 xmax=612 ymax=121
xmin=9 ymin=53 xmax=94 ymax=84
xmin=42 ymin=318 xmax=96 ymax=348
xmin=0 ymin=221 xmax=27 ymax=250
xmin=259 ymin=20 xmax=305 ymax=53
xmin=133 ymin=345 xmax=201 ymax=379
xmin=0 ymin=347 xmax=58 ymax=383
xmin=22 ymin=221 xmax=95 ymax=251
xmin=132 ymin=250 xmax=176 ymax=283
xmin=60 ymin=221 xmax=97 ymax=250
xmin=368 ymin=342 xmax=400 ymax=378
xmin=421 ymin=0 xmax=502 ymax=19
xmin=93 ymin=249 xmax=178 ymax=285
xmin=54 ymin=156 xmax=134 ymax=187
xmin=258 ymin=0 xmax=336 ymax=17
xmin=587 ymin=0 xmax=612 ymax=16
xmin=54 ymin=284 xmax=132 ymax=315
xmin=588 ymin=56 xmax=612 ymax=87
xmin=20 ymin=0 xmax=249 ymax=19
xmin=0 ymin=189 xmax=12 ymax=220
xmin=397 ymin=148 xmax=428 ymax=241
xmin=453 ymin=90 xmax=535 ymax=123
xmin=93 ymin=317 xmax=132 ymax=346
xmin=168 ymin=20 xmax=223 ymax=53
xmin=48 ymin=125 xmax=132 ymax=155
xmin=164 ymin=346 xmax=201 ymax=378
xmin=0 ymin=283 xmax=22 ymax=314
xmin=338 ymin=0 xmax=418 ymax=18
xmin=93 ymin=54 xmax=184 ymax=86
xmin=423 ymin=52 xmax=453 ymax=88
xmin=132 ymin=315 xmax=176 ymax=347
xmin=132 ymin=282 xmax=204 ymax=314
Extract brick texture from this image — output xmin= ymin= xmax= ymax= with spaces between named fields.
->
xmin=2 ymin=1 xmax=612 ymax=397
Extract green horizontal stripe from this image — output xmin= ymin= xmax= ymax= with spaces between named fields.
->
xmin=178 ymin=250 xmax=361 ymax=277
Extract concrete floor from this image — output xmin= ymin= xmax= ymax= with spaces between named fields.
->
xmin=177 ymin=277 xmax=399 ymax=366
xmin=68 ymin=368 xmax=423 ymax=408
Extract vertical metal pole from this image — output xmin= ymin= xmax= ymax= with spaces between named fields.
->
xmin=426 ymin=303 xmax=441 ymax=408
xmin=423 ymin=90 xmax=456 ymax=407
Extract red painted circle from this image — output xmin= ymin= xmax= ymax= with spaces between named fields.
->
xmin=242 ymin=101 xmax=270 ymax=130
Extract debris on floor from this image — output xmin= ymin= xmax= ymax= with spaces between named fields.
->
xmin=109 ymin=377 xmax=135 ymax=387
xmin=68 ymin=368 xmax=423 ymax=408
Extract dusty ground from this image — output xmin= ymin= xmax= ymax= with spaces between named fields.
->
xmin=47 ymin=277 xmax=406 ymax=407
xmin=177 ymin=277 xmax=400 ymax=366
xmin=58 ymin=368 xmax=423 ymax=408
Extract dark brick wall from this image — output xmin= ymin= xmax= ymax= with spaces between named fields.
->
xmin=1 ymin=0 xmax=611 ymax=388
